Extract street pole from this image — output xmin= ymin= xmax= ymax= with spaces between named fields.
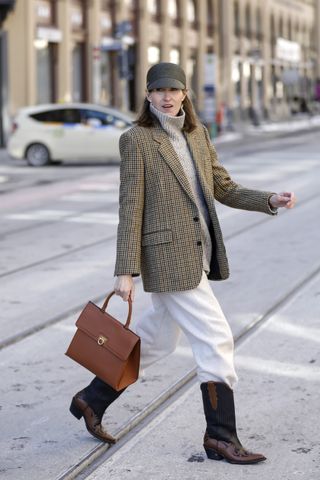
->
xmin=0 ymin=1 xmax=15 ymax=147
xmin=0 ymin=28 xmax=9 ymax=148
xmin=0 ymin=28 xmax=4 ymax=147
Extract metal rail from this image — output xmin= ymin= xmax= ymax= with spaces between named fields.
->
xmin=55 ymin=263 xmax=320 ymax=480
xmin=0 ymin=189 xmax=319 ymax=352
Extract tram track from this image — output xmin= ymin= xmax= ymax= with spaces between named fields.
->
xmin=55 ymin=262 xmax=320 ymax=480
xmin=0 ymin=188 xmax=319 ymax=352
xmin=1 ymin=125 xmax=318 ymax=239
xmin=1 ymin=128 xmax=319 ymax=480
xmin=0 ymin=185 xmax=318 ymax=282
xmin=0 ymin=200 xmax=118 ymax=238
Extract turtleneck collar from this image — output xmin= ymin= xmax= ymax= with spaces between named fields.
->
xmin=150 ymin=103 xmax=185 ymax=137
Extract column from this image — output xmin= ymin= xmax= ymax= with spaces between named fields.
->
xmin=219 ymin=0 xmax=233 ymax=108
xmin=239 ymin=2 xmax=248 ymax=115
xmin=87 ymin=0 xmax=102 ymax=103
xmin=136 ymin=0 xmax=148 ymax=108
xmin=180 ymin=2 xmax=188 ymax=73
xmin=261 ymin=0 xmax=271 ymax=116
xmin=26 ymin=0 xmax=36 ymax=105
xmin=196 ymin=0 xmax=206 ymax=112
xmin=316 ymin=0 xmax=320 ymax=78
xmin=160 ymin=0 xmax=170 ymax=61
xmin=57 ymin=0 xmax=72 ymax=102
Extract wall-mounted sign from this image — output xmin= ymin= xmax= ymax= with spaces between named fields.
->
xmin=276 ymin=38 xmax=301 ymax=63
xmin=101 ymin=37 xmax=122 ymax=51
xmin=37 ymin=26 xmax=62 ymax=43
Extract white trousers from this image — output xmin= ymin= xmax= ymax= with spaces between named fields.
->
xmin=134 ymin=271 xmax=238 ymax=389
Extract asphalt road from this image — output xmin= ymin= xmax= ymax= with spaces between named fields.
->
xmin=0 ymin=127 xmax=319 ymax=479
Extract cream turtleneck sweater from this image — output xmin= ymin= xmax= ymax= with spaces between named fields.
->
xmin=150 ymin=103 xmax=212 ymax=273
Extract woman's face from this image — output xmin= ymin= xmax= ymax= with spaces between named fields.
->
xmin=147 ymin=88 xmax=186 ymax=116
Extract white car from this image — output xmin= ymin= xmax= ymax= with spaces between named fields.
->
xmin=8 ymin=103 xmax=133 ymax=166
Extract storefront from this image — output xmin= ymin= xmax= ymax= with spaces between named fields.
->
xmin=70 ymin=0 xmax=86 ymax=102
xmin=34 ymin=0 xmax=61 ymax=104
xmin=100 ymin=5 xmax=115 ymax=106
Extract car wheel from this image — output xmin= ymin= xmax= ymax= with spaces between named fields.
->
xmin=26 ymin=143 xmax=51 ymax=166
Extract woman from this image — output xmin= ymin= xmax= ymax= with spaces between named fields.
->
xmin=70 ymin=62 xmax=296 ymax=464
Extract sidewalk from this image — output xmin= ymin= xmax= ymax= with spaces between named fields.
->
xmin=214 ymin=113 xmax=320 ymax=144
xmin=87 ymin=272 xmax=320 ymax=480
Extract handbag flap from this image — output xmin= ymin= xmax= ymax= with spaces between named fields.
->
xmin=75 ymin=302 xmax=140 ymax=361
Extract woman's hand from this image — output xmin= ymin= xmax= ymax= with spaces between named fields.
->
xmin=269 ymin=192 xmax=296 ymax=209
xmin=114 ymin=275 xmax=135 ymax=302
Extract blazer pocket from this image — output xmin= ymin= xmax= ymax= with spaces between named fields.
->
xmin=141 ymin=229 xmax=173 ymax=246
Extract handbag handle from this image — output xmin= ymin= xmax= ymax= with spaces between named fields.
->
xmin=101 ymin=291 xmax=132 ymax=329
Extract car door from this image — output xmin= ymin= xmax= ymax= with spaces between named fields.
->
xmin=80 ymin=109 xmax=128 ymax=161
xmin=51 ymin=107 xmax=85 ymax=159
xmin=30 ymin=107 xmax=84 ymax=160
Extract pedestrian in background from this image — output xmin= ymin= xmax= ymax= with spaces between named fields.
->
xmin=70 ymin=62 xmax=296 ymax=464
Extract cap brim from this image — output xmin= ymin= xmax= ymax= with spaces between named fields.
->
xmin=147 ymin=78 xmax=185 ymax=90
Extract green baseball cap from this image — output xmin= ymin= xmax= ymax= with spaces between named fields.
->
xmin=146 ymin=62 xmax=186 ymax=90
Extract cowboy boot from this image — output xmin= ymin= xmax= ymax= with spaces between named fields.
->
xmin=200 ymin=381 xmax=266 ymax=464
xmin=70 ymin=377 xmax=126 ymax=443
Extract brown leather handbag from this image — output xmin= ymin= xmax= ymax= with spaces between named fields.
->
xmin=65 ymin=291 xmax=140 ymax=391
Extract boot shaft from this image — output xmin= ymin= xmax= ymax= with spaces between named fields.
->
xmin=200 ymin=381 xmax=241 ymax=447
xmin=83 ymin=377 xmax=126 ymax=418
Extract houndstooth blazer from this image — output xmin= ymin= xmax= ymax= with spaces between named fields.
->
xmin=114 ymin=122 xmax=276 ymax=293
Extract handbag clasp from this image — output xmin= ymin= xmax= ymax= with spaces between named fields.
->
xmin=97 ymin=335 xmax=107 ymax=346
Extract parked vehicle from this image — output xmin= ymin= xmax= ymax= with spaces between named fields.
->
xmin=8 ymin=103 xmax=133 ymax=166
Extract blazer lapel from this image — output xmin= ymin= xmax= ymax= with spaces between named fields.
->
xmin=152 ymin=127 xmax=195 ymax=203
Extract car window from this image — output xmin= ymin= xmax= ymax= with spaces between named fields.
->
xmin=30 ymin=108 xmax=81 ymax=124
xmin=81 ymin=109 xmax=116 ymax=126
xmin=81 ymin=109 xmax=131 ymax=127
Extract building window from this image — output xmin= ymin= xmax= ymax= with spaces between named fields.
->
xmin=36 ymin=44 xmax=55 ymax=103
xmin=270 ymin=13 xmax=275 ymax=57
xmin=125 ymin=0 xmax=138 ymax=32
xmin=35 ymin=0 xmax=59 ymax=103
xmin=170 ymin=48 xmax=180 ymax=64
xmin=187 ymin=54 xmax=197 ymax=94
xmin=168 ymin=0 xmax=178 ymax=21
xmin=256 ymin=7 xmax=262 ymax=42
xmin=72 ymin=43 xmax=85 ymax=101
xmin=288 ymin=18 xmax=292 ymax=41
xmin=245 ymin=4 xmax=251 ymax=38
xmin=71 ymin=0 xmax=86 ymax=32
xmin=234 ymin=1 xmax=240 ymax=37
xmin=147 ymin=0 xmax=161 ymax=22
xmin=100 ymin=51 xmax=112 ymax=105
xmin=101 ymin=0 xmax=113 ymax=37
xmin=207 ymin=0 xmax=214 ymax=37
xmin=187 ymin=0 xmax=197 ymax=29
xmin=170 ymin=0 xmax=181 ymax=26
xmin=148 ymin=45 xmax=160 ymax=65
xmin=279 ymin=16 xmax=284 ymax=38
xmin=294 ymin=22 xmax=299 ymax=43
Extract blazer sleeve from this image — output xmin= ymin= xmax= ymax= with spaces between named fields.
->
xmin=114 ymin=130 xmax=145 ymax=277
xmin=203 ymin=125 xmax=277 ymax=216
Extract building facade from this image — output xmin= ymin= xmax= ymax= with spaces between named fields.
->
xmin=1 ymin=0 xmax=320 ymax=144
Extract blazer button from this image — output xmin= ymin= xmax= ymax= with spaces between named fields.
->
xmin=197 ymin=240 xmax=202 ymax=246
xmin=193 ymin=216 xmax=199 ymax=222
